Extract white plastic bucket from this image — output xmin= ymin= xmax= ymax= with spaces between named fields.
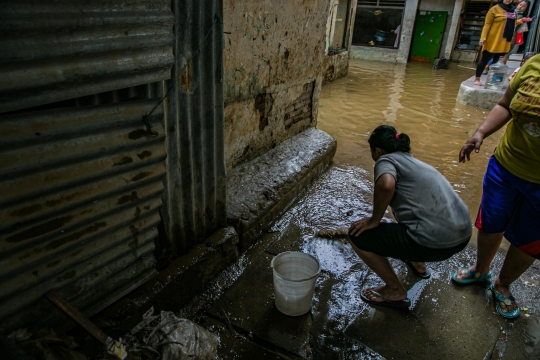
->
xmin=270 ymin=251 xmax=321 ymax=316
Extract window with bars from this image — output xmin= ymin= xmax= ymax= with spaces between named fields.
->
xmin=352 ymin=1 xmax=405 ymax=48
xmin=357 ymin=0 xmax=406 ymax=9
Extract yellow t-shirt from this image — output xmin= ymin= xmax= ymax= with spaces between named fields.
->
xmin=494 ymin=55 xmax=540 ymax=183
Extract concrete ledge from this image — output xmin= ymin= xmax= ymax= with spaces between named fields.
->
xmin=456 ymin=75 xmax=506 ymax=110
xmin=90 ymin=226 xmax=240 ymax=329
xmin=227 ymin=127 xmax=336 ymax=251
xmin=349 ymin=45 xmax=400 ymax=63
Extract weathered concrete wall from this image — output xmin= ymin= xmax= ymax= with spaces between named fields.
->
xmin=350 ymin=46 xmax=399 ymax=62
xmin=322 ymin=0 xmax=357 ymax=83
xmin=323 ymin=51 xmax=350 ymax=82
xmin=443 ymin=0 xmax=464 ymax=59
xmin=452 ymin=49 xmax=478 ymax=64
xmin=350 ymin=0 xmax=419 ymax=63
xmin=223 ymin=1 xmax=331 ymax=169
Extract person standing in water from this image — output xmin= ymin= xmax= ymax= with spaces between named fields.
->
xmin=452 ymin=54 xmax=540 ymax=319
xmin=473 ymin=0 xmax=531 ymax=86
xmin=348 ymin=125 xmax=472 ymax=308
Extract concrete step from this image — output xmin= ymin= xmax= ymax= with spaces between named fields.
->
xmin=506 ymin=59 xmax=521 ymax=69
xmin=509 ymin=53 xmax=524 ymax=61
xmin=227 ymin=127 xmax=336 ymax=250
xmin=457 ymin=75 xmax=506 ymax=110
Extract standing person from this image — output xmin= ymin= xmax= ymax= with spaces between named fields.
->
xmin=452 ymin=54 xmax=540 ymax=319
xmin=348 ymin=125 xmax=472 ymax=308
xmin=502 ymin=0 xmax=530 ymax=64
xmin=473 ymin=0 xmax=531 ymax=86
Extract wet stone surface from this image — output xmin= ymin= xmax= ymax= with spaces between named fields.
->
xmin=227 ymin=127 xmax=336 ymax=250
xmin=192 ymin=60 xmax=540 ymax=359
xmin=189 ymin=165 xmax=540 ymax=359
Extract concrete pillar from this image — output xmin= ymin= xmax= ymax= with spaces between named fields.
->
xmin=444 ymin=0 xmax=464 ymax=59
xmin=396 ymin=0 xmax=420 ymax=63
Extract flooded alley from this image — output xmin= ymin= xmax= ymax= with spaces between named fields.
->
xmin=187 ymin=60 xmax=540 ymax=360
xmin=318 ymin=59 xmax=500 ymax=221
xmin=3 ymin=1 xmax=540 ymax=359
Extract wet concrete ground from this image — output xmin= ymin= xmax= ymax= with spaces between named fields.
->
xmin=80 ymin=60 xmax=539 ymax=359
xmin=181 ymin=60 xmax=540 ymax=359
xmin=187 ymin=166 xmax=540 ymax=359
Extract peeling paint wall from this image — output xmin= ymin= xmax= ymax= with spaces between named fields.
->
xmin=223 ymin=0 xmax=331 ymax=169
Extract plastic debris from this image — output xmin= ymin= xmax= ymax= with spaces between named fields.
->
xmin=7 ymin=328 xmax=32 ymax=343
xmin=143 ymin=306 xmax=155 ymax=319
xmin=107 ymin=337 xmax=128 ymax=360
xmin=126 ymin=311 xmax=217 ymax=360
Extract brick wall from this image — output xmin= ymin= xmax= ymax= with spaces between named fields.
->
xmin=284 ymin=81 xmax=314 ymax=129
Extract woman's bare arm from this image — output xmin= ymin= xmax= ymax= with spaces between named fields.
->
xmin=459 ymin=86 xmax=515 ymax=162
xmin=349 ymin=174 xmax=395 ymax=236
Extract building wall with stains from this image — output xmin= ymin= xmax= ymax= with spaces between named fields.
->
xmin=222 ymin=0 xmax=332 ymax=169
xmin=322 ymin=0 xmax=358 ymax=83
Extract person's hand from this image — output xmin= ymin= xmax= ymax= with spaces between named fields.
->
xmin=391 ymin=29 xmax=395 ymax=33
xmin=521 ymin=17 xmax=533 ymax=23
xmin=459 ymin=132 xmax=484 ymax=163
xmin=479 ymin=40 xmax=485 ymax=47
xmin=349 ymin=217 xmax=380 ymax=237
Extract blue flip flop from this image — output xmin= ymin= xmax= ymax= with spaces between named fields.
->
xmin=451 ymin=267 xmax=491 ymax=284
xmin=489 ymin=284 xmax=520 ymax=319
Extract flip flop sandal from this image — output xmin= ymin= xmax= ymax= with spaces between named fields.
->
xmin=402 ymin=260 xmax=431 ymax=279
xmin=360 ymin=288 xmax=411 ymax=309
xmin=451 ymin=267 xmax=491 ymax=285
xmin=489 ymin=284 xmax=520 ymax=319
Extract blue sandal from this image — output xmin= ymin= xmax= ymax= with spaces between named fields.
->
xmin=489 ymin=284 xmax=520 ymax=319
xmin=451 ymin=267 xmax=491 ymax=284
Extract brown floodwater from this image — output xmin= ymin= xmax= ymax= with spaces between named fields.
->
xmin=317 ymin=59 xmax=506 ymax=222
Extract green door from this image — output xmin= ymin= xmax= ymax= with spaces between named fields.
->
xmin=410 ymin=11 xmax=448 ymax=63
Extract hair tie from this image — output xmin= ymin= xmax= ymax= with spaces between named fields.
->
xmin=395 ymin=133 xmax=400 ymax=140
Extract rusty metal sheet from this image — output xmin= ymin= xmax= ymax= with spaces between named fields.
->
xmin=0 ymin=0 xmax=174 ymax=113
xmin=162 ymin=0 xmax=227 ymax=254
xmin=0 ymin=98 xmax=166 ymax=331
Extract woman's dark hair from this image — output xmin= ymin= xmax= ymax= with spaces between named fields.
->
xmin=368 ymin=125 xmax=411 ymax=153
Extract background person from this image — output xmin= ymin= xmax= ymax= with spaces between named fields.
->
xmin=348 ymin=125 xmax=472 ymax=308
xmin=507 ymin=51 xmax=535 ymax=80
xmin=502 ymin=0 xmax=530 ymax=64
xmin=473 ymin=0 xmax=531 ymax=86
xmin=452 ymin=54 xmax=540 ymax=319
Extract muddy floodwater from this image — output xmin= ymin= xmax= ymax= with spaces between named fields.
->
xmin=317 ymin=59 xmax=503 ymax=224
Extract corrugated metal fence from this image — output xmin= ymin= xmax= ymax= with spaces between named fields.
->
xmin=0 ymin=0 xmax=225 ymax=330
xmin=163 ymin=0 xmax=226 ymax=254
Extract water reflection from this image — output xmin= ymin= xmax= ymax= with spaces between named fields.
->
xmin=381 ymin=63 xmax=405 ymax=123
xmin=318 ymin=59 xmax=503 ymax=222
